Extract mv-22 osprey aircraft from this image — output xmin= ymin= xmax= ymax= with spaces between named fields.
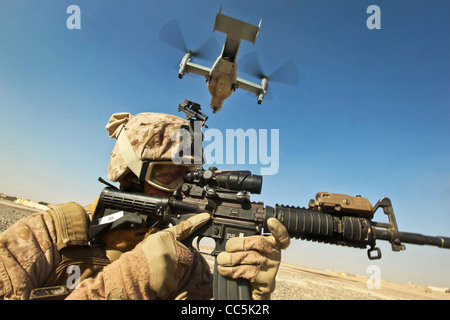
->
xmin=160 ymin=8 xmax=295 ymax=113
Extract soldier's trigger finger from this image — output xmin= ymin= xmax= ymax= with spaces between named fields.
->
xmin=166 ymin=212 xmax=211 ymax=241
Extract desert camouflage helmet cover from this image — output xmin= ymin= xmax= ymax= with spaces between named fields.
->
xmin=106 ymin=112 xmax=200 ymax=182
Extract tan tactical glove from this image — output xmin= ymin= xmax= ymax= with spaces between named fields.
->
xmin=216 ymin=218 xmax=290 ymax=300
xmin=67 ymin=213 xmax=212 ymax=300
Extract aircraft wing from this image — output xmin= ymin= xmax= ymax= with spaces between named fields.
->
xmin=186 ymin=61 xmax=211 ymax=78
xmin=236 ymin=77 xmax=262 ymax=95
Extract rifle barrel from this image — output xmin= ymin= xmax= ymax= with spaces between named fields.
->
xmin=374 ymin=229 xmax=450 ymax=249
xmin=399 ymin=232 xmax=450 ymax=249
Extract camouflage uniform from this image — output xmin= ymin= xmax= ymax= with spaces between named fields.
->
xmin=0 ymin=202 xmax=213 ymax=300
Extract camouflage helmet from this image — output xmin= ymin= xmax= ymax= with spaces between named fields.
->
xmin=106 ymin=112 xmax=201 ymax=183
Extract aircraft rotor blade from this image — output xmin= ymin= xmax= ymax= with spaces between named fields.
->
xmin=238 ymin=51 xmax=266 ymax=79
xmin=239 ymin=51 xmax=300 ymax=86
xmin=159 ymin=20 xmax=220 ymax=63
xmin=192 ymin=36 xmax=221 ymax=61
xmin=158 ymin=20 xmax=188 ymax=53
xmin=269 ymin=60 xmax=300 ymax=86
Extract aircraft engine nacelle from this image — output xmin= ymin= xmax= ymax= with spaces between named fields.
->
xmin=257 ymin=77 xmax=268 ymax=104
xmin=179 ymin=51 xmax=193 ymax=79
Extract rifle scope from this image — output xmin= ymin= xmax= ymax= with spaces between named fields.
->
xmin=184 ymin=168 xmax=263 ymax=194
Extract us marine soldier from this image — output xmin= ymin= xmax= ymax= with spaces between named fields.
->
xmin=0 ymin=112 xmax=289 ymax=300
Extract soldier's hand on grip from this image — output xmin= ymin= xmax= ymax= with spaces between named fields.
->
xmin=217 ymin=218 xmax=290 ymax=300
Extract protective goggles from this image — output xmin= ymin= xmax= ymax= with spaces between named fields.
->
xmin=141 ymin=161 xmax=196 ymax=192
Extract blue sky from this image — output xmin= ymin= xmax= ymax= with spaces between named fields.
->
xmin=0 ymin=0 xmax=449 ymax=288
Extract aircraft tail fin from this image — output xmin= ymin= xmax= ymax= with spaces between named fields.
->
xmin=213 ymin=8 xmax=261 ymax=44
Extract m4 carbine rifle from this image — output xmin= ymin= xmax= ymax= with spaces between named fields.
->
xmin=89 ymin=168 xmax=450 ymax=300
